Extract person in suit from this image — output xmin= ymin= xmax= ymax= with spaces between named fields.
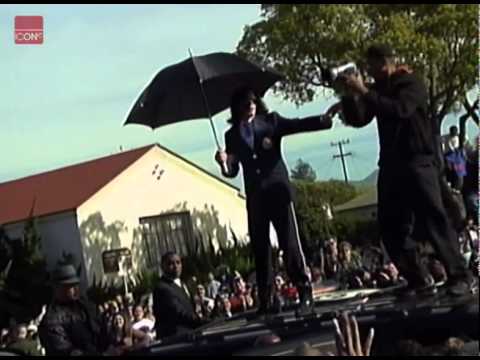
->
xmin=152 ymin=252 xmax=205 ymax=339
xmin=214 ymin=87 xmax=339 ymax=315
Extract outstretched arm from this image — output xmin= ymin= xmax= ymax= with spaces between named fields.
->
xmin=274 ymin=103 xmax=339 ymax=137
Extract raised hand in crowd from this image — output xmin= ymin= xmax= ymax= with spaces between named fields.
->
xmin=333 ymin=311 xmax=374 ymax=356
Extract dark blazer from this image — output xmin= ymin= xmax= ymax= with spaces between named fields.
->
xmin=39 ymin=298 xmax=104 ymax=356
xmin=340 ymin=72 xmax=432 ymax=166
xmin=223 ymin=112 xmax=331 ymax=199
xmin=153 ymin=276 xmax=201 ymax=339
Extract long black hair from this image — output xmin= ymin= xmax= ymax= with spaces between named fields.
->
xmin=228 ymin=87 xmax=269 ymax=126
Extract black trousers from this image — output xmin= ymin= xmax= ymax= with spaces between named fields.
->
xmin=378 ymin=159 xmax=469 ymax=284
xmin=246 ymin=183 xmax=309 ymax=303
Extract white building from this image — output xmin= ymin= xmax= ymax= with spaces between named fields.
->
xmin=0 ymin=144 xmax=248 ymax=285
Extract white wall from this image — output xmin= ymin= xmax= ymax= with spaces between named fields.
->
xmin=77 ymin=146 xmax=249 ymax=282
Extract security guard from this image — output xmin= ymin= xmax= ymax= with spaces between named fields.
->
xmin=215 ymin=87 xmax=338 ymax=314
xmin=339 ymin=44 xmax=474 ymax=296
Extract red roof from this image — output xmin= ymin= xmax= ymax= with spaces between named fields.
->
xmin=0 ymin=145 xmax=154 ymax=225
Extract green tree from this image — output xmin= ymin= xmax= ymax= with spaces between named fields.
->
xmin=237 ymin=4 xmax=478 ymax=126
xmin=292 ymin=180 xmax=356 ymax=260
xmin=291 ymin=158 xmax=317 ymax=182
xmin=0 ymin=216 xmax=51 ymax=327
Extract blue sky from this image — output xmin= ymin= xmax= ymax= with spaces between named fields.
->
xmin=1 ymin=4 xmax=477 ymax=189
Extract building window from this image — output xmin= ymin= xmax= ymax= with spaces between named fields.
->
xmin=139 ymin=211 xmax=194 ymax=268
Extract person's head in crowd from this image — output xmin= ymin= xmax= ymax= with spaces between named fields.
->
xmin=113 ymin=313 xmax=126 ymax=331
xmin=223 ymin=297 xmax=232 ymax=314
xmin=365 ymin=43 xmax=396 ymax=81
xmin=109 ymin=301 xmax=120 ymax=315
xmin=467 ymin=218 xmax=476 ymax=228
xmin=274 ymin=275 xmax=284 ymax=291
xmin=325 ymin=237 xmax=338 ymax=256
xmin=312 ymin=267 xmax=323 ymax=284
xmin=51 ymin=264 xmax=81 ymax=304
xmin=97 ymin=304 xmax=105 ymax=315
xmin=208 ymin=272 xmax=215 ymax=282
xmin=111 ymin=313 xmax=132 ymax=343
xmin=381 ymin=262 xmax=399 ymax=282
xmin=233 ymin=276 xmax=246 ymax=295
xmin=338 ymin=241 xmax=353 ymax=263
xmin=213 ymin=294 xmax=224 ymax=310
xmin=103 ymin=302 xmax=110 ymax=313
xmin=133 ymin=305 xmax=145 ymax=322
xmin=161 ymin=252 xmax=182 ymax=280
xmin=197 ymin=284 xmax=207 ymax=298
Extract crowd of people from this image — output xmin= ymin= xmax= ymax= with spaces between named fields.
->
xmin=0 ymin=231 xmax=476 ymax=356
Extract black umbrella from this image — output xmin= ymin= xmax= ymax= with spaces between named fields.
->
xmin=124 ymin=51 xmax=283 ymax=148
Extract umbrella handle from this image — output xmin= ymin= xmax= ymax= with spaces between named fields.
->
xmin=222 ymin=161 xmax=229 ymax=175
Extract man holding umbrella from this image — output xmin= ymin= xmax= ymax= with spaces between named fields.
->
xmin=215 ymin=87 xmax=339 ymax=315
xmin=125 ymin=52 xmax=338 ymax=314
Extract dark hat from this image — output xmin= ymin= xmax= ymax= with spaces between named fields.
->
xmin=366 ymin=44 xmax=395 ymax=59
xmin=52 ymin=264 xmax=80 ymax=285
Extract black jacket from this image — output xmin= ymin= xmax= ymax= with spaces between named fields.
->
xmin=223 ymin=112 xmax=331 ymax=198
xmin=39 ymin=298 xmax=104 ymax=356
xmin=153 ymin=276 xmax=202 ymax=339
xmin=341 ymin=72 xmax=434 ymax=167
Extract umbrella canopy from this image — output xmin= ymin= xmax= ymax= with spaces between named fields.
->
xmin=124 ymin=52 xmax=283 ymax=130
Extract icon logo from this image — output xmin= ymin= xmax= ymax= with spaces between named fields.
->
xmin=15 ymin=16 xmax=43 ymax=45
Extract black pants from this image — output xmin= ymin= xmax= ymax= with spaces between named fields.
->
xmin=378 ymin=159 xmax=469 ymax=284
xmin=247 ymin=184 xmax=309 ymax=303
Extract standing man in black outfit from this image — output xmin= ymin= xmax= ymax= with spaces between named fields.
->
xmin=39 ymin=264 xmax=106 ymax=356
xmin=338 ymin=44 xmax=474 ymax=296
xmin=153 ymin=252 xmax=205 ymax=339
xmin=215 ymin=87 xmax=338 ymax=315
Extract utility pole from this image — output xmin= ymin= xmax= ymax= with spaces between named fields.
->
xmin=331 ymin=139 xmax=352 ymax=183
